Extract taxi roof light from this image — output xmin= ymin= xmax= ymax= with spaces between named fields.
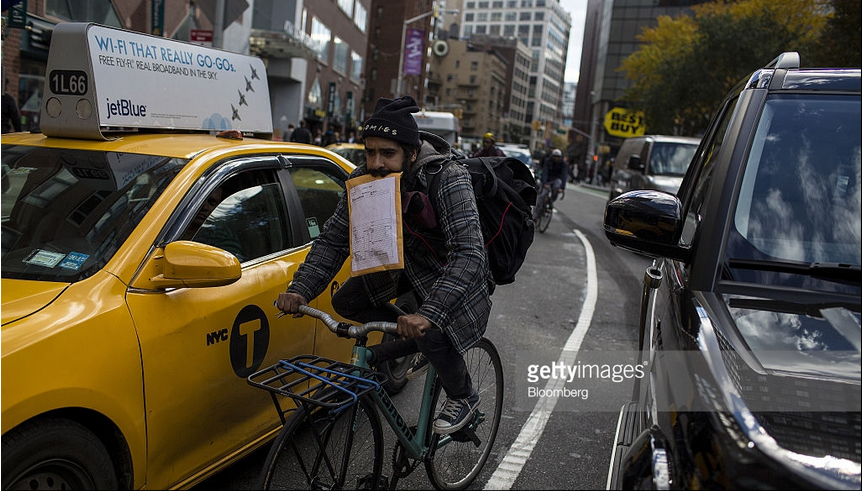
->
xmin=40 ymin=23 xmax=273 ymax=141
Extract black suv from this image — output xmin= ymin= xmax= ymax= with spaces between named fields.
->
xmin=604 ymin=52 xmax=860 ymax=489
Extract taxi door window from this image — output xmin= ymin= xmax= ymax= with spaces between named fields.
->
xmin=287 ymin=166 xmax=347 ymax=240
xmin=184 ymin=169 xmax=291 ymax=261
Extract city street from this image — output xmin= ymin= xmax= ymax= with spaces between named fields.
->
xmin=197 ymin=182 xmax=653 ymax=490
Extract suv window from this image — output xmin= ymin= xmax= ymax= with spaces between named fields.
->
xmin=680 ymin=97 xmax=739 ymax=247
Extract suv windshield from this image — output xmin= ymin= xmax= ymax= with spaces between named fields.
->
xmin=727 ymin=94 xmax=861 ymax=288
xmin=1 ymin=146 xmax=187 ymax=283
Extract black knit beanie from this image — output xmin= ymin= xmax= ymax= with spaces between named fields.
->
xmin=362 ymin=96 xmax=421 ymax=147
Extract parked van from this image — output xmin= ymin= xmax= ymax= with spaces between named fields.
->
xmin=607 ymin=135 xmax=700 ymax=201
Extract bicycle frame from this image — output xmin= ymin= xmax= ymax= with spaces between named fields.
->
xmin=350 ymin=344 xmax=438 ymax=461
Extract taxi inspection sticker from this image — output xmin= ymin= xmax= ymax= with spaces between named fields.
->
xmin=40 ymin=23 xmax=272 ymax=140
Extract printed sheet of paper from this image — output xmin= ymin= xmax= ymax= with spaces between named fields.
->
xmin=346 ymin=173 xmax=404 ymax=276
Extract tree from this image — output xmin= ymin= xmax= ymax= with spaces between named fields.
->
xmin=810 ymin=0 xmax=862 ymax=67
xmin=619 ymin=0 xmax=843 ymax=136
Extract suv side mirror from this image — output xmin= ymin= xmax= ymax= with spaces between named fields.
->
xmin=603 ymin=190 xmax=690 ymax=262
xmin=627 ymin=154 xmax=645 ymax=172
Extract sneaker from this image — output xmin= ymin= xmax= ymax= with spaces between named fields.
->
xmin=405 ymin=353 xmax=429 ymax=381
xmin=433 ymin=391 xmax=480 ymax=435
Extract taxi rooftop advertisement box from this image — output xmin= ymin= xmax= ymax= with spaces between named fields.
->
xmin=41 ymin=23 xmax=273 ymax=140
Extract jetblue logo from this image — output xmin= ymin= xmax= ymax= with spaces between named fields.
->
xmin=105 ymin=98 xmax=147 ymax=119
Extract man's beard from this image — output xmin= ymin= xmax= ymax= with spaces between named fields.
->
xmin=368 ymin=156 xmax=407 ymax=177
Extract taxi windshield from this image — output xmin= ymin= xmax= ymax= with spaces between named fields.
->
xmin=1 ymin=145 xmax=187 ymax=283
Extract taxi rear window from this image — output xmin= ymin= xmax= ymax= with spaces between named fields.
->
xmin=1 ymin=145 xmax=187 ymax=282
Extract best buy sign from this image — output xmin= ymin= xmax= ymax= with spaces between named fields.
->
xmin=604 ymin=107 xmax=646 ymax=138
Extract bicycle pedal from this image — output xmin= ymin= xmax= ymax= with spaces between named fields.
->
xmin=451 ymin=426 xmax=482 ymax=446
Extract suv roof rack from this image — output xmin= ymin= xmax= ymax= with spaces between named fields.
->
xmin=766 ymin=51 xmax=800 ymax=70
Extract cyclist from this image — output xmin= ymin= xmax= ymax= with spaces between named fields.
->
xmin=471 ymin=132 xmax=505 ymax=158
xmin=533 ymin=148 xmax=568 ymax=221
xmin=276 ymin=95 xmax=492 ymax=435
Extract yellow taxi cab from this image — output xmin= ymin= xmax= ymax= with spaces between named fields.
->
xmin=325 ymin=142 xmax=366 ymax=167
xmin=1 ymin=23 xmax=373 ymax=489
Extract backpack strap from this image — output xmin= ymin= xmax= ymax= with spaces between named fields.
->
xmin=426 ymin=158 xmax=453 ymax=211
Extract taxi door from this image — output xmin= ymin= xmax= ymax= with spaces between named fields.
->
xmin=125 ymin=157 xmax=353 ymax=488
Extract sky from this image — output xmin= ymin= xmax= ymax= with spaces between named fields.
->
xmin=559 ymin=0 xmax=589 ymax=84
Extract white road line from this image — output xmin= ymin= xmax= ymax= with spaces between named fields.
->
xmin=484 ymin=229 xmax=597 ymax=490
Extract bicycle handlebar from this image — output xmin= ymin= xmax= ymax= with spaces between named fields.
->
xmin=297 ymin=304 xmax=399 ymax=339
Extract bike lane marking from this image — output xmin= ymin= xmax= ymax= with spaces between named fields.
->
xmin=484 ymin=228 xmax=597 ymax=490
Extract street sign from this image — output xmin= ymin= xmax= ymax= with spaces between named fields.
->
xmin=190 ymin=29 xmax=213 ymax=47
xmin=603 ymin=107 xmax=646 ymax=138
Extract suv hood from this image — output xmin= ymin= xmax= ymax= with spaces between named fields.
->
xmin=725 ymin=294 xmax=860 ymax=382
xmin=1 ymin=279 xmax=69 ymax=325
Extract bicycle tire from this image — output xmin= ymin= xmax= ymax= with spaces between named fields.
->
xmin=424 ymin=337 xmax=504 ymax=490
xmin=258 ymin=394 xmax=384 ymax=490
xmin=537 ymin=198 xmax=552 ymax=233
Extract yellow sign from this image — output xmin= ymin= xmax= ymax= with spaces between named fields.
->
xmin=603 ymin=108 xmax=646 ymax=138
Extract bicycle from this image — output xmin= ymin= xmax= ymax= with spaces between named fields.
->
xmin=248 ymin=304 xmax=504 ymax=490
xmin=535 ymin=183 xmax=564 ymax=234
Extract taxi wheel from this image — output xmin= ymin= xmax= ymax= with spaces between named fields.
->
xmin=2 ymin=417 xmax=118 ymax=490
xmin=379 ymin=292 xmax=420 ymax=394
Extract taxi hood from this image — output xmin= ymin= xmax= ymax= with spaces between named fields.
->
xmin=1 ymin=280 xmax=69 ymax=325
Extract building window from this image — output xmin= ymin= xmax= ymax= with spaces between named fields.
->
xmin=350 ymin=51 xmax=363 ymax=82
xmin=333 ymin=37 xmax=349 ymax=74
xmin=45 ymin=0 xmax=121 ymax=25
xmin=337 ymin=0 xmax=353 ymax=17
xmin=478 ymin=1 xmax=489 ymax=7
xmin=491 ymin=12 xmax=502 ymax=21
xmin=370 ymin=68 xmax=377 ymax=82
xmin=311 ymin=18 xmax=331 ymax=64
xmin=476 ymin=25 xmax=487 ymax=34
xmin=490 ymin=25 xmax=500 ymax=35
xmin=477 ymin=12 xmax=487 ymax=21
xmin=466 ymin=1 xmax=476 ymax=8
xmin=534 ymin=12 xmax=544 ymax=21
xmin=503 ymin=25 xmax=515 ymax=36
xmin=519 ymin=11 xmax=531 ymax=21
xmin=493 ymin=1 xmax=504 ymax=7
xmin=505 ymin=12 xmax=516 ymax=21
xmin=354 ymin=2 xmax=367 ymax=33
xmin=465 ymin=13 xmax=474 ymax=21
xmin=308 ymin=78 xmax=322 ymax=107
xmin=471 ymin=61 xmax=478 ymax=70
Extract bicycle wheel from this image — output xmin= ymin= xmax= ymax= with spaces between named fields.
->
xmin=258 ymin=395 xmax=384 ymax=490
xmin=425 ymin=337 xmax=504 ymax=490
xmin=537 ymin=198 xmax=552 ymax=233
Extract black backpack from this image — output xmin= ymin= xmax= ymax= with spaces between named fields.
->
xmin=428 ymin=156 xmax=537 ymax=286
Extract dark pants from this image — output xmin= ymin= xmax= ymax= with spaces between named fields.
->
xmin=331 ymin=276 xmax=473 ymax=400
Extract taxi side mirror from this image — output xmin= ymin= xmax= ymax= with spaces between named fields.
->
xmin=131 ymin=240 xmax=241 ymax=290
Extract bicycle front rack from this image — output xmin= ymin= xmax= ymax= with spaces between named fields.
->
xmin=248 ymin=355 xmax=388 ymax=423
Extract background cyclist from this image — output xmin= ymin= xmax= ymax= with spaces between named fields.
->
xmin=533 ymin=148 xmax=568 ymax=221
xmin=276 ymin=95 xmax=492 ymax=435
xmin=471 ymin=131 xmax=505 ymax=158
